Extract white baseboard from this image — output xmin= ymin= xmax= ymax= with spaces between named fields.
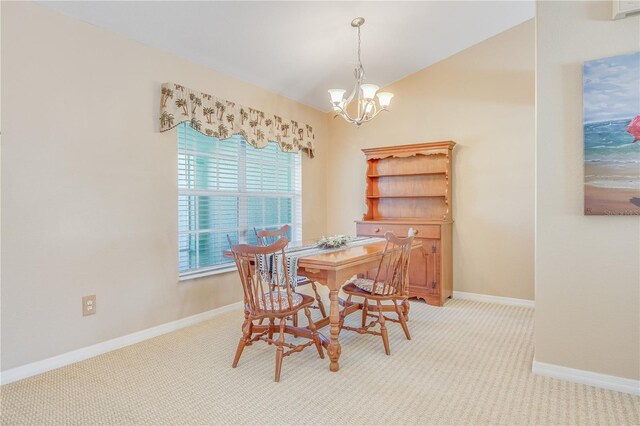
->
xmin=453 ymin=291 xmax=535 ymax=308
xmin=0 ymin=301 xmax=244 ymax=385
xmin=532 ymin=360 xmax=640 ymax=396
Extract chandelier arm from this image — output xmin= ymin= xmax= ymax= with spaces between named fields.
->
xmin=358 ymin=99 xmax=367 ymax=122
xmin=368 ymin=100 xmax=378 ymax=120
xmin=344 ymin=78 xmax=360 ymax=106
xmin=332 ymin=104 xmax=357 ymax=124
xmin=360 ymin=98 xmax=376 ymax=122
xmin=362 ymin=108 xmax=378 ymax=123
xmin=361 ymin=107 xmax=389 ymax=123
xmin=338 ymin=114 xmax=357 ymax=125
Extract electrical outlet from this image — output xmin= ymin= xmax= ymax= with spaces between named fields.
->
xmin=82 ymin=295 xmax=96 ymax=316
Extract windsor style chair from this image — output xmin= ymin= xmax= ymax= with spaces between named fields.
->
xmin=229 ymin=237 xmax=324 ymax=382
xmin=254 ymin=225 xmax=327 ymax=325
xmin=339 ymin=231 xmax=414 ymax=355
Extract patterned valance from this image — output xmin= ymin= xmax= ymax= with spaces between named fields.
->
xmin=159 ymin=82 xmax=315 ymax=158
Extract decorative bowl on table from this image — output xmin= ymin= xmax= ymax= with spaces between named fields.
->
xmin=317 ymin=235 xmax=349 ymax=249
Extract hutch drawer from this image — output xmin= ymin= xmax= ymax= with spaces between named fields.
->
xmin=356 ymin=222 xmax=440 ymax=239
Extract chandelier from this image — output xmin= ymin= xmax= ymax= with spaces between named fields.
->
xmin=328 ymin=17 xmax=394 ymax=127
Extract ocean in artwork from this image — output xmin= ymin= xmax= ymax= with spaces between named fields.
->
xmin=583 ymin=52 xmax=640 ymax=215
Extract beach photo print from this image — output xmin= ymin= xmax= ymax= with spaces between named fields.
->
xmin=583 ymin=51 xmax=640 ymax=215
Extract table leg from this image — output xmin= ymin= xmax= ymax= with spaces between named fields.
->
xmin=327 ymin=288 xmax=342 ymax=372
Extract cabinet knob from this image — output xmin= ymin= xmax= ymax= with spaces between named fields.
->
xmin=374 ymin=227 xmax=381 ymax=233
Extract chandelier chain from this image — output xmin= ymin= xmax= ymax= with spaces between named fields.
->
xmin=357 ymin=25 xmax=361 ymax=68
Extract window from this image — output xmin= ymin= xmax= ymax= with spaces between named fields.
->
xmin=178 ymin=123 xmax=302 ymax=279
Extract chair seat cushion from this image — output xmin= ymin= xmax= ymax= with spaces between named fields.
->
xmin=258 ymin=291 xmax=303 ymax=311
xmin=344 ymin=277 xmax=394 ymax=296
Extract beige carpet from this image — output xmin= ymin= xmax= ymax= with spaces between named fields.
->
xmin=1 ymin=297 xmax=638 ymax=425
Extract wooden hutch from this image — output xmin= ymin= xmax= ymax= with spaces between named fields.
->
xmin=355 ymin=141 xmax=455 ymax=306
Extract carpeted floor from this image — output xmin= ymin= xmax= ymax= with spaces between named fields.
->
xmin=1 ymin=296 xmax=639 ymax=425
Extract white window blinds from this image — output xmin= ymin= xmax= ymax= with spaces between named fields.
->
xmin=178 ymin=123 xmax=302 ymax=278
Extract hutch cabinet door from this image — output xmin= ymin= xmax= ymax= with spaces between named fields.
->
xmin=409 ymin=238 xmax=441 ymax=297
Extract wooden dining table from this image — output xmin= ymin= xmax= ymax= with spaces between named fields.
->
xmin=225 ymin=238 xmax=422 ymax=372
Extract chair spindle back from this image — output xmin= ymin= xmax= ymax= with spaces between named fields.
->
xmin=255 ymin=224 xmax=290 ymax=246
xmin=371 ymin=231 xmax=414 ymax=296
xmin=230 ymin=237 xmax=296 ymax=315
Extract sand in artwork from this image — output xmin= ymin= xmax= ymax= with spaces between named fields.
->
xmin=583 ymin=52 xmax=640 ymax=215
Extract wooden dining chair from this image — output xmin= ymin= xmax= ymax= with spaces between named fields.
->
xmin=254 ymin=225 xmax=327 ymax=323
xmin=229 ymin=237 xmax=324 ymax=382
xmin=339 ymin=231 xmax=414 ymax=355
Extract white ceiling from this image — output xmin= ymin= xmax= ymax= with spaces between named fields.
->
xmin=39 ymin=1 xmax=535 ymax=111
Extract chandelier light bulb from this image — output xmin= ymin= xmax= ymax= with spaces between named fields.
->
xmin=328 ymin=89 xmax=346 ymax=104
xmin=360 ymin=84 xmax=379 ymax=100
xmin=376 ymin=92 xmax=394 ymax=107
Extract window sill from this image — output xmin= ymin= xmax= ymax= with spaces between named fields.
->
xmin=179 ymin=266 xmax=237 ymax=281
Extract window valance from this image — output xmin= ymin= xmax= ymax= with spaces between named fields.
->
xmin=159 ymin=82 xmax=315 ymax=158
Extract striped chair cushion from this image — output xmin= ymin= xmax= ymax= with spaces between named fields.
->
xmin=258 ymin=291 xmax=303 ymax=311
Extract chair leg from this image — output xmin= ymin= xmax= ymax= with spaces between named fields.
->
xmin=232 ymin=338 xmax=247 ymax=368
xmin=310 ymin=281 xmax=327 ymax=318
xmin=232 ymin=316 xmax=252 ymax=368
xmin=268 ymin=318 xmax=275 ymax=344
xmin=394 ymin=300 xmax=411 ymax=340
xmin=274 ymin=318 xmax=286 ymax=382
xmin=287 ymin=290 xmax=299 ymax=331
xmin=403 ymin=299 xmax=410 ymax=322
xmin=377 ymin=301 xmax=391 ymax=355
xmin=398 ymin=310 xmax=411 ymax=340
xmin=304 ymin=306 xmax=324 ymax=359
xmin=361 ymin=298 xmax=369 ymax=328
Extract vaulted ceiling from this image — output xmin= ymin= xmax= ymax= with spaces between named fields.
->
xmin=40 ymin=1 xmax=535 ymax=111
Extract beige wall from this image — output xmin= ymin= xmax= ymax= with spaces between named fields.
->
xmin=0 ymin=2 xmax=328 ymax=370
xmin=326 ymin=20 xmax=535 ymax=300
xmin=535 ymin=1 xmax=640 ymax=380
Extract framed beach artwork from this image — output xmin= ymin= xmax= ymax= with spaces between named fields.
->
xmin=583 ymin=51 xmax=640 ymax=215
